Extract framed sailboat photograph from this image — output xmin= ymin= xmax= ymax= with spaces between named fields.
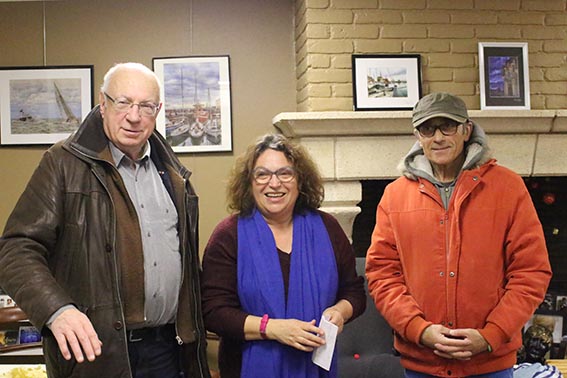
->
xmin=153 ymin=55 xmax=233 ymax=153
xmin=0 ymin=65 xmax=93 ymax=145
xmin=352 ymin=54 xmax=422 ymax=111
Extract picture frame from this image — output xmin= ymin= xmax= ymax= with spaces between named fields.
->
xmin=0 ymin=65 xmax=94 ymax=145
xmin=352 ymin=54 xmax=422 ymax=111
xmin=153 ymin=55 xmax=233 ymax=153
xmin=478 ymin=42 xmax=530 ymax=110
xmin=17 ymin=326 xmax=41 ymax=344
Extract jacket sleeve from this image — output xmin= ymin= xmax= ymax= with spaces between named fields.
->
xmin=201 ymin=216 xmax=248 ymax=340
xmin=365 ymin=187 xmax=432 ymax=345
xmin=0 ymin=146 xmax=74 ymax=329
xmin=479 ymin=177 xmax=552 ymax=352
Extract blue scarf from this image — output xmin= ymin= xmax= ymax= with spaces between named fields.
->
xmin=237 ymin=209 xmax=339 ymax=378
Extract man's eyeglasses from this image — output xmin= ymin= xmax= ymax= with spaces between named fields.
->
xmin=252 ymin=166 xmax=296 ymax=185
xmin=415 ymin=121 xmax=463 ymax=138
xmin=104 ymin=92 xmax=159 ymax=117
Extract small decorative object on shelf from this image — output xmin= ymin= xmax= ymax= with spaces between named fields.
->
xmin=0 ymin=306 xmax=41 ymax=353
xmin=0 ymin=330 xmax=18 ymax=348
xmin=0 ymin=295 xmax=16 ymax=309
xmin=18 ymin=327 xmax=41 ymax=345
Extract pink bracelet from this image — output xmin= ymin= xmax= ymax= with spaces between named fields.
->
xmin=260 ymin=314 xmax=269 ymax=339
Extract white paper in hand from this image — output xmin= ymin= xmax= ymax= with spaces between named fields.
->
xmin=311 ymin=315 xmax=338 ymax=371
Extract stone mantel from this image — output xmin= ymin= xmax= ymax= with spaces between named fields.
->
xmin=273 ymin=110 xmax=567 ymax=137
xmin=272 ymin=110 xmax=567 ymax=239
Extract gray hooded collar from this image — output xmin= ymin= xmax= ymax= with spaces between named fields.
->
xmin=398 ymin=121 xmax=493 ymax=183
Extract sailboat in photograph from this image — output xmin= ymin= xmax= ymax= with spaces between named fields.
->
xmin=54 ymin=82 xmax=79 ymax=124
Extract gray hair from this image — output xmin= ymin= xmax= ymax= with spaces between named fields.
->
xmin=100 ymin=62 xmax=161 ymax=100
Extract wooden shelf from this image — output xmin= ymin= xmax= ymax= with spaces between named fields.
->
xmin=0 ymin=306 xmax=43 ymax=361
xmin=0 ymin=342 xmax=42 ymax=354
xmin=548 ymin=359 xmax=567 ymax=374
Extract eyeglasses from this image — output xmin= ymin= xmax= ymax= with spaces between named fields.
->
xmin=252 ymin=166 xmax=296 ymax=185
xmin=415 ymin=121 xmax=463 ymax=138
xmin=104 ymin=92 xmax=159 ymax=117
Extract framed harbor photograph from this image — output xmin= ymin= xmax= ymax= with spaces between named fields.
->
xmin=352 ymin=54 xmax=422 ymax=111
xmin=153 ymin=55 xmax=232 ymax=153
xmin=478 ymin=42 xmax=530 ymax=110
xmin=0 ymin=65 xmax=93 ymax=145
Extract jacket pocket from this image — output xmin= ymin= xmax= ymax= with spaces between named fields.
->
xmin=43 ymin=331 xmax=76 ymax=377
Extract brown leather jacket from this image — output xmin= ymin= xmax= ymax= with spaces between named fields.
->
xmin=0 ymin=107 xmax=211 ymax=378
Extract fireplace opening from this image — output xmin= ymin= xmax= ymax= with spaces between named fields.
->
xmin=352 ymin=176 xmax=567 ymax=295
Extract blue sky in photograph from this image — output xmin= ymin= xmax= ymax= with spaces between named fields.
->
xmin=163 ymin=62 xmax=221 ymax=108
xmin=488 ymin=56 xmax=507 ymax=88
xmin=10 ymin=79 xmax=81 ymax=119
xmin=367 ymin=67 xmax=407 ymax=82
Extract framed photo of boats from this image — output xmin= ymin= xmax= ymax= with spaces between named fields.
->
xmin=352 ymin=54 xmax=422 ymax=111
xmin=153 ymin=55 xmax=233 ymax=153
xmin=478 ymin=42 xmax=530 ymax=110
xmin=0 ymin=65 xmax=93 ymax=145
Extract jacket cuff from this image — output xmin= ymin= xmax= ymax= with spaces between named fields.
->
xmin=405 ymin=316 xmax=432 ymax=345
xmin=478 ymin=322 xmax=508 ymax=352
xmin=45 ymin=304 xmax=77 ymax=329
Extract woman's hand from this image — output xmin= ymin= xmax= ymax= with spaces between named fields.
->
xmin=322 ymin=307 xmax=346 ymax=333
xmin=322 ymin=300 xmax=353 ymax=334
xmin=267 ymin=318 xmax=325 ymax=352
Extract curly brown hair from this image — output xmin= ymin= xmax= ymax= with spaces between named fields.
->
xmin=226 ymin=133 xmax=324 ymax=216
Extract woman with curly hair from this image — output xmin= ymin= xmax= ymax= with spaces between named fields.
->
xmin=201 ymin=133 xmax=365 ymax=378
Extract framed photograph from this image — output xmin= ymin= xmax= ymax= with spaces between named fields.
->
xmin=18 ymin=326 xmax=41 ymax=344
xmin=0 ymin=330 xmax=19 ymax=347
xmin=539 ymin=292 xmax=556 ymax=311
xmin=153 ymin=55 xmax=233 ymax=153
xmin=0 ymin=65 xmax=93 ymax=145
xmin=0 ymin=295 xmax=16 ymax=308
xmin=478 ymin=42 xmax=530 ymax=110
xmin=352 ymin=54 xmax=422 ymax=111
xmin=557 ymin=295 xmax=567 ymax=312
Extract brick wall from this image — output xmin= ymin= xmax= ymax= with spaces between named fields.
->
xmin=294 ymin=0 xmax=567 ymax=111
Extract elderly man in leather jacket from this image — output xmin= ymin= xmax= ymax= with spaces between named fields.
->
xmin=0 ymin=63 xmax=211 ymax=378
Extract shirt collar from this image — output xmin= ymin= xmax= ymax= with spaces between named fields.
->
xmin=108 ymin=141 xmax=151 ymax=169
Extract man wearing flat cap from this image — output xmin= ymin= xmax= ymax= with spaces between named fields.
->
xmin=366 ymin=92 xmax=552 ymax=378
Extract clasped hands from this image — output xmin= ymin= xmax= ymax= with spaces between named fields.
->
xmin=266 ymin=306 xmax=345 ymax=352
xmin=420 ymin=324 xmax=489 ymax=360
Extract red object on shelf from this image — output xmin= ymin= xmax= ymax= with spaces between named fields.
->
xmin=354 ymin=353 xmax=360 ymax=360
xmin=543 ymin=193 xmax=556 ymax=205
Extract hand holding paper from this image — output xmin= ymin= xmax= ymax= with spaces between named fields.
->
xmin=311 ymin=315 xmax=338 ymax=371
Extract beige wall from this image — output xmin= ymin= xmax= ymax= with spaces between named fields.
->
xmin=0 ymin=0 xmax=296 ymax=252
xmin=295 ymin=0 xmax=567 ymax=111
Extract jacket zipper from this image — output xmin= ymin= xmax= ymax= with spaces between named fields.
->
xmin=420 ymin=181 xmax=454 ymax=329
xmin=70 ymin=142 xmax=136 ymax=376
xmin=90 ymin=164 xmax=136 ymax=377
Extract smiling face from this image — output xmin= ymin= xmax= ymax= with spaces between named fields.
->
xmin=416 ymin=117 xmax=472 ymax=180
xmin=99 ymin=67 xmax=161 ymax=160
xmin=252 ymin=149 xmax=299 ymax=224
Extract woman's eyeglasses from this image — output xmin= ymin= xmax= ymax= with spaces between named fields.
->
xmin=252 ymin=166 xmax=295 ymax=184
